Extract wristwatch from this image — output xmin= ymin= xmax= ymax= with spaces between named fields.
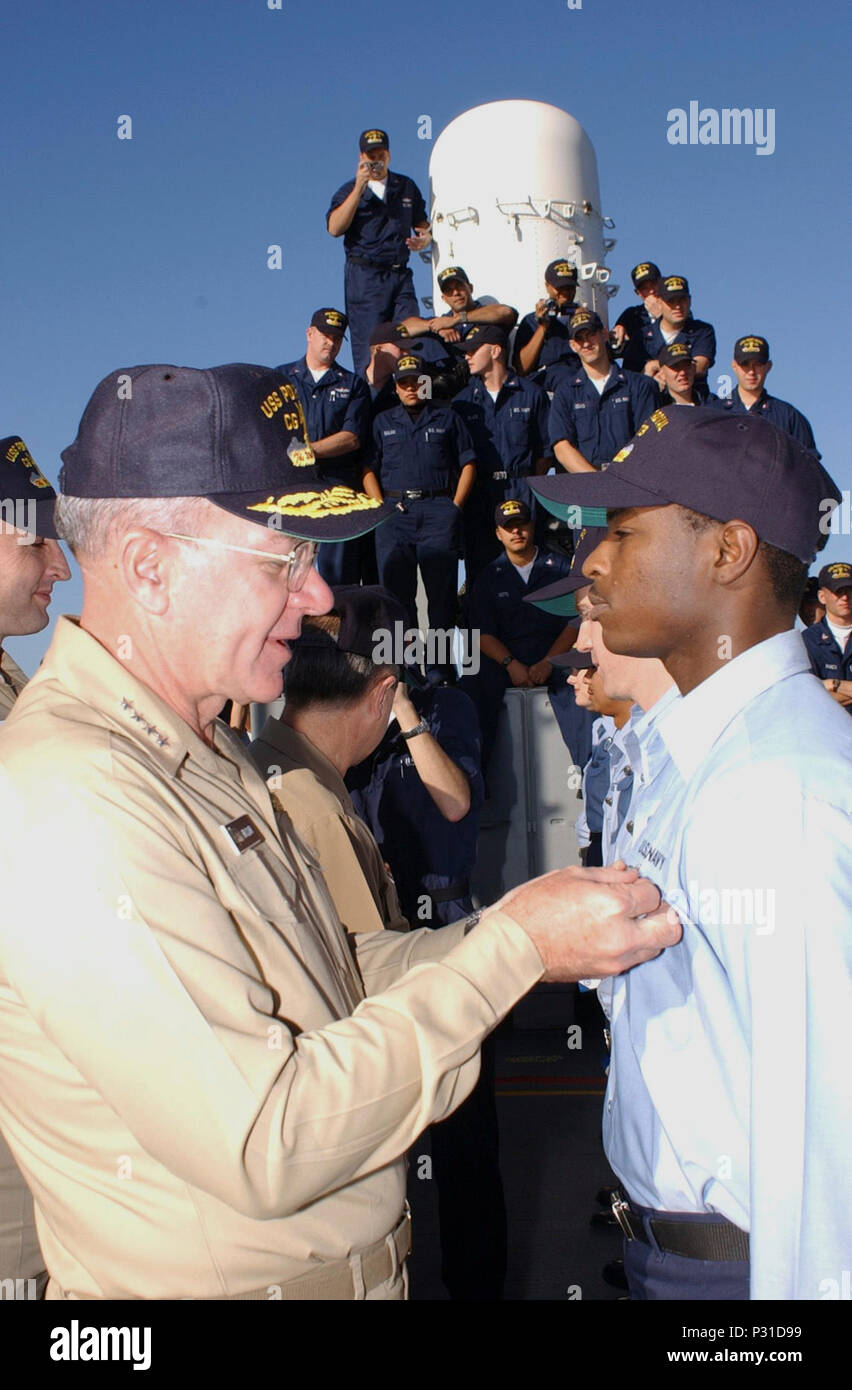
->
xmin=400 ymin=718 xmax=429 ymax=741
xmin=501 ymin=654 xmax=513 ymax=668
xmin=830 ymin=678 xmax=841 ymax=693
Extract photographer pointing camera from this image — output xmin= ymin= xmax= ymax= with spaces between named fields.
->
xmin=513 ymin=259 xmax=583 ymax=388
xmin=327 ymin=128 xmax=431 ymax=376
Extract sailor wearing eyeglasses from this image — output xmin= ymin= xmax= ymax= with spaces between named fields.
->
xmin=0 ymin=363 xmax=679 ymax=1300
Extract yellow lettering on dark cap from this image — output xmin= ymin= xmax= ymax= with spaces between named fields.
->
xmin=739 ymin=337 xmax=765 ymax=354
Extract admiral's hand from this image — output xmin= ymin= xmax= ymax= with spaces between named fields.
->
xmin=491 ymin=864 xmax=681 ymax=982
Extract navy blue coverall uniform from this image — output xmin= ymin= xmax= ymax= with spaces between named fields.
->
xmin=708 ymin=388 xmax=820 ymax=456
xmin=802 ymin=618 xmax=852 ymax=711
xmin=637 ymin=315 xmax=717 ymax=374
xmin=277 ymin=357 xmax=373 ymax=585
xmin=452 ymin=372 xmax=551 ymax=585
xmin=370 ymin=402 xmax=476 ymax=654
xmin=326 ymin=173 xmax=427 ymax=375
xmin=513 ymin=306 xmax=581 ymax=389
xmin=549 ymin=366 xmax=660 ymax=467
xmin=614 ymin=302 xmax=658 ymax=374
xmin=460 ymin=548 xmax=595 ymax=771
xmin=347 ymin=685 xmax=506 ymax=1300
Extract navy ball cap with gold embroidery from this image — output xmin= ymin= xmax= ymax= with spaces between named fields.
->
xmin=0 ymin=436 xmax=59 ymax=538
xmin=59 ymin=364 xmax=393 ymax=542
xmin=531 ymin=407 xmax=842 ymax=565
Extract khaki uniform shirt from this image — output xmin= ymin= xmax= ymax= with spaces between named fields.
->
xmin=0 ymin=618 xmax=543 ymax=1298
xmin=0 ymin=649 xmax=47 ymax=1298
xmin=0 ymin=650 xmax=28 ymax=722
xmin=251 ymin=718 xmax=408 ymax=937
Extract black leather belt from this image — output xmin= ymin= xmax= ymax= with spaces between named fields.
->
xmin=421 ymin=880 xmax=470 ymax=905
xmin=386 ymin=488 xmax=451 ymax=501
xmin=347 ymin=256 xmax=405 ymax=271
xmin=612 ymin=1190 xmax=749 ymax=1262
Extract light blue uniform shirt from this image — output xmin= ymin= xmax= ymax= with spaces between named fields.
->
xmin=609 ymin=684 xmax=682 ymax=864
xmin=604 ymin=631 xmax=852 ymax=1300
xmin=575 ymin=715 xmax=615 ymax=849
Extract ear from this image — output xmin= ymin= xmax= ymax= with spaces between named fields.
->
xmin=371 ymin=672 xmax=396 ymax=716
xmin=712 ymin=520 xmax=761 ymax=587
xmin=765 ymin=360 xmax=773 ymax=374
xmin=116 ymin=529 xmax=175 ymax=616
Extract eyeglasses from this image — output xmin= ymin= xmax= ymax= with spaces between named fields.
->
xmin=164 ymin=534 xmax=318 ymax=591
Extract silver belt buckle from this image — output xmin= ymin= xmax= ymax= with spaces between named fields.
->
xmin=611 ymin=1190 xmax=638 ymax=1240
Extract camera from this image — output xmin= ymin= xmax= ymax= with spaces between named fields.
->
xmin=542 ymin=299 xmax=559 ymax=320
xmin=367 ymin=160 xmax=385 ymax=176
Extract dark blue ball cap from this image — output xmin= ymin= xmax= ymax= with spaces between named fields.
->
xmin=531 ymin=407 xmax=842 ymax=565
xmin=310 ymin=307 xmax=348 ymax=336
xmin=551 ymin=645 xmax=594 ymax=671
xmin=524 ymin=526 xmax=607 ymax=616
xmin=59 ymin=364 xmax=393 ymax=543
xmin=330 ymin=583 xmax=409 ymax=663
xmin=0 ymin=436 xmax=59 ymax=538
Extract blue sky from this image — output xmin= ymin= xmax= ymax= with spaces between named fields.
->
xmin=3 ymin=0 xmax=850 ymax=667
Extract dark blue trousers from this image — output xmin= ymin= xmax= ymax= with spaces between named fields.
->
xmin=374 ymin=498 xmax=461 ymax=656
xmin=344 ymin=261 xmax=420 ymax=375
xmin=623 ymin=1203 xmax=750 ymax=1300
xmin=316 ymin=532 xmax=378 ymax=587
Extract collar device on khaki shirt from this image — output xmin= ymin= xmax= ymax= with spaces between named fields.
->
xmin=221 ymin=815 xmax=264 ymax=854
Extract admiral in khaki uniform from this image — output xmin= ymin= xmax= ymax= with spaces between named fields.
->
xmin=0 ymin=366 xmax=676 ymax=1300
xmin=0 ymin=436 xmax=70 ymax=1299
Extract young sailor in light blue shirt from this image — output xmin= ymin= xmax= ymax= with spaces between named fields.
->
xmin=532 ymin=406 xmax=850 ymax=1300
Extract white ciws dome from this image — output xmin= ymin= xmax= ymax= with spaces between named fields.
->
xmin=428 ymin=100 xmax=616 ymax=326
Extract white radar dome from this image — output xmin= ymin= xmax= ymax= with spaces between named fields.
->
xmin=427 ymin=100 xmax=616 ymax=327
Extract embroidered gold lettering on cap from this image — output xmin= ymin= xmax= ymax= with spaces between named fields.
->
xmin=222 ymin=815 xmax=264 ymax=854
xmin=4 ymin=439 xmax=52 ymax=488
xmin=397 ymin=356 xmax=419 ymax=370
xmin=364 ymin=130 xmax=385 ymax=143
xmin=553 ymin=262 xmax=572 ymax=276
xmin=739 ymin=337 xmax=765 ymax=354
xmin=635 ymin=264 xmax=651 ymax=277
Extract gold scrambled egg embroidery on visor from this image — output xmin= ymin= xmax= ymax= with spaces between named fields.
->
xmin=248 ymin=487 xmax=383 ymax=519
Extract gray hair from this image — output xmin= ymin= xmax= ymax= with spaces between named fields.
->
xmin=53 ymin=495 xmax=214 ymax=559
